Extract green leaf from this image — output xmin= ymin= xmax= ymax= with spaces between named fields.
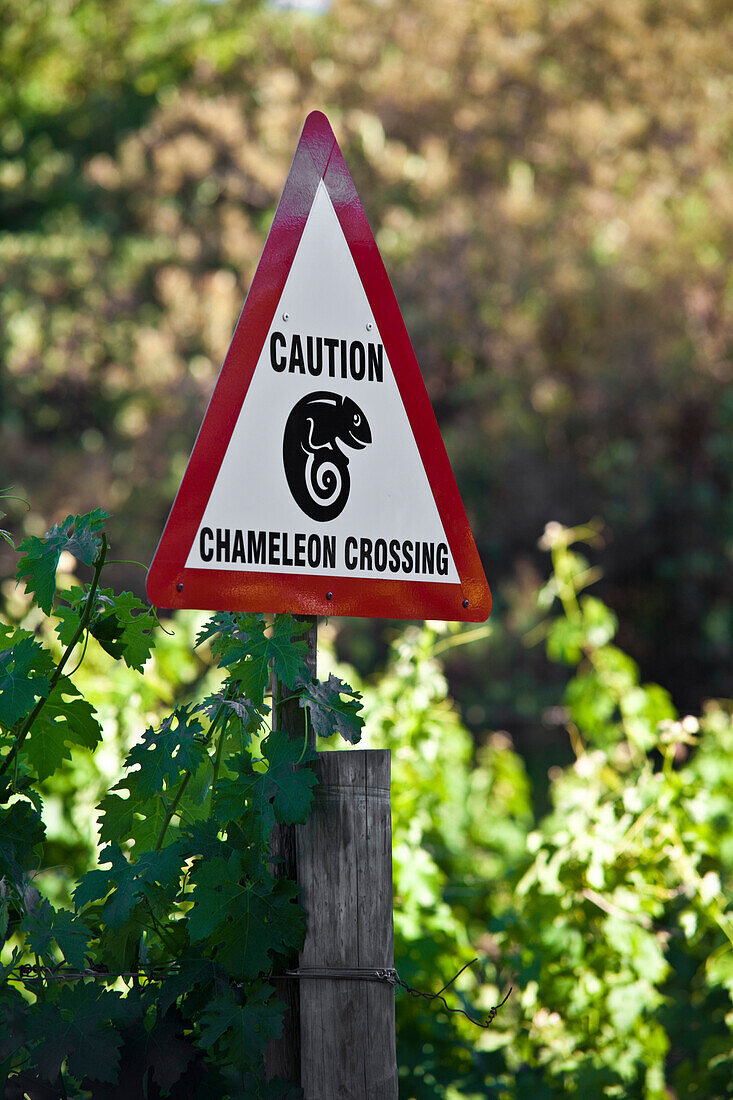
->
xmin=119 ymin=789 xmax=169 ymax=853
xmin=199 ymin=986 xmax=285 ymax=1074
xmin=211 ymin=614 xmax=267 ymax=667
xmin=0 ymin=633 xmax=52 ymax=730
xmin=620 ymin=683 xmax=676 ymax=752
xmin=97 ymin=792 xmax=136 ymax=846
xmin=210 ymin=614 xmax=309 ymax=703
xmin=26 ymin=982 xmax=132 ymax=1083
xmin=0 ymin=800 xmax=45 ymax=878
xmin=16 ymin=510 xmax=108 ymax=613
xmin=23 ymin=897 xmax=91 ymax=970
xmin=91 ymin=590 xmax=156 ymax=672
xmin=0 ymin=982 xmax=32 ymax=1061
xmin=146 ymin=1010 xmax=196 ymax=1092
xmin=188 ymin=854 xmax=304 ymax=980
xmin=24 ymin=676 xmax=101 ymax=780
xmin=300 ymin=673 xmax=364 ymax=744
xmin=125 ymin=706 xmax=207 ymax=798
xmin=213 ymin=758 xmax=264 ymax=828
xmin=53 ymin=587 xmax=87 ymax=647
xmin=21 ymin=894 xmax=55 ymax=961
xmin=75 ymin=843 xmax=183 ymax=928
xmin=268 ymin=615 xmax=309 ymax=689
xmin=49 ymin=907 xmax=92 ymax=969
xmin=201 ymin=692 xmax=269 ymax=735
xmin=194 ymin=612 xmax=239 ymax=650
xmin=228 ymin=629 xmax=273 ymax=705
xmin=186 ymin=854 xmax=243 ymax=945
xmin=158 ymin=956 xmax=220 ymax=1016
xmin=215 ymin=877 xmax=304 ymax=980
xmin=546 ymin=615 xmax=587 ymax=665
xmin=215 ymin=736 xmax=317 ymax=833
xmin=74 ymin=843 xmax=137 ymax=923
xmin=262 ymin=729 xmax=318 ymax=824
xmin=580 ymin=595 xmax=618 ymax=649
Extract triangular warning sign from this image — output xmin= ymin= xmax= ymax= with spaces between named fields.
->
xmin=146 ymin=112 xmax=491 ymax=622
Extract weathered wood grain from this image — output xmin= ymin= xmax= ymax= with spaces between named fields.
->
xmin=297 ymin=749 xmax=398 ymax=1100
xmin=265 ymin=615 xmax=317 ymax=1085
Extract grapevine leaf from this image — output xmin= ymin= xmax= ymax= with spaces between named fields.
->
xmin=215 ymin=739 xmax=316 ymax=831
xmin=89 ymin=611 xmax=126 ymax=659
xmin=147 ymin=1011 xmax=196 ymax=1092
xmin=0 ymin=800 xmax=45 ymax=878
xmin=0 ymin=633 xmax=52 ymax=730
xmin=125 ymin=706 xmax=206 ymax=798
xmin=200 ymin=692 xmax=269 ymax=734
xmin=300 ymin=673 xmax=364 ymax=745
xmin=188 ymin=858 xmax=301 ymax=981
xmin=23 ymin=726 xmax=74 ymax=785
xmin=97 ymin=792 xmax=136 ymax=846
xmin=74 ymin=844 xmax=137 ymax=923
xmin=188 ymin=853 xmax=304 ymax=979
xmin=53 ymin=587 xmax=87 ymax=647
xmin=187 ymin=855 xmax=242 ymax=945
xmin=23 ymin=897 xmax=91 ymax=970
xmin=59 ymin=508 xmax=110 ymax=564
xmin=230 ymin=655 xmax=271 ymax=710
xmin=199 ymin=986 xmax=285 ymax=1074
xmin=0 ymin=983 xmax=31 ymax=1061
xmin=213 ymin=760 xmax=264 ymax=830
xmin=209 ymin=613 xmax=307 ymax=704
xmin=133 ymin=844 xmax=187 ymax=894
xmin=26 ymin=982 xmax=132 ymax=1083
xmin=75 ymin=842 xmax=184 ymax=928
xmin=181 ymin=819 xmax=231 ymax=862
xmin=25 ymin=677 xmax=101 ymax=780
xmin=22 ymin=895 xmax=56 ymax=961
xmin=118 ymin=790 xmax=169 ymax=853
xmin=103 ymin=765 xmax=184 ymax=852
xmin=262 ymin=730 xmax=318 ymax=824
xmin=194 ymin=612 xmax=238 ymax=650
xmin=213 ymin=877 xmax=305 ymax=980
xmin=268 ymin=615 xmax=310 ymax=689
xmin=48 ymin=907 xmax=92 ymax=970
xmin=91 ymin=590 xmax=156 ymax=672
xmin=208 ymin=614 xmax=267 ymax=668
xmin=158 ymin=956 xmax=219 ymax=1016
xmin=15 ymin=510 xmax=108 ymax=613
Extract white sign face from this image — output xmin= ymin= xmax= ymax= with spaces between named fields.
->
xmin=185 ymin=181 xmax=459 ymax=585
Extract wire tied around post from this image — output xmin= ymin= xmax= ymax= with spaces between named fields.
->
xmin=283 ymin=959 xmax=512 ymax=1030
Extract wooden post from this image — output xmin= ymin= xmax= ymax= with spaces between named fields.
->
xmin=297 ymin=750 xmax=398 ymax=1099
xmin=267 ymin=621 xmax=398 ymax=1097
xmin=266 ymin=616 xmax=317 ymax=1086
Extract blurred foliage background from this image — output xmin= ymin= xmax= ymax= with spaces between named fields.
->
xmin=1 ymin=0 xmax=732 ymax=1095
xmin=1 ymin=0 xmax=732 ymax=736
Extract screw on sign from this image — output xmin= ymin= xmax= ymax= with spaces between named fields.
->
xmin=146 ymin=110 xmax=491 ymax=623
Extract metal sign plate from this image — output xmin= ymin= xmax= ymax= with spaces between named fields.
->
xmin=146 ymin=112 xmax=491 ymax=621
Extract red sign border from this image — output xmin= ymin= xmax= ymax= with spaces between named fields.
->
xmin=146 ymin=111 xmax=491 ymax=622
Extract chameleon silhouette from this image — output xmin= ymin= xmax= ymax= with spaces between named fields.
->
xmin=282 ymin=391 xmax=372 ymax=522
